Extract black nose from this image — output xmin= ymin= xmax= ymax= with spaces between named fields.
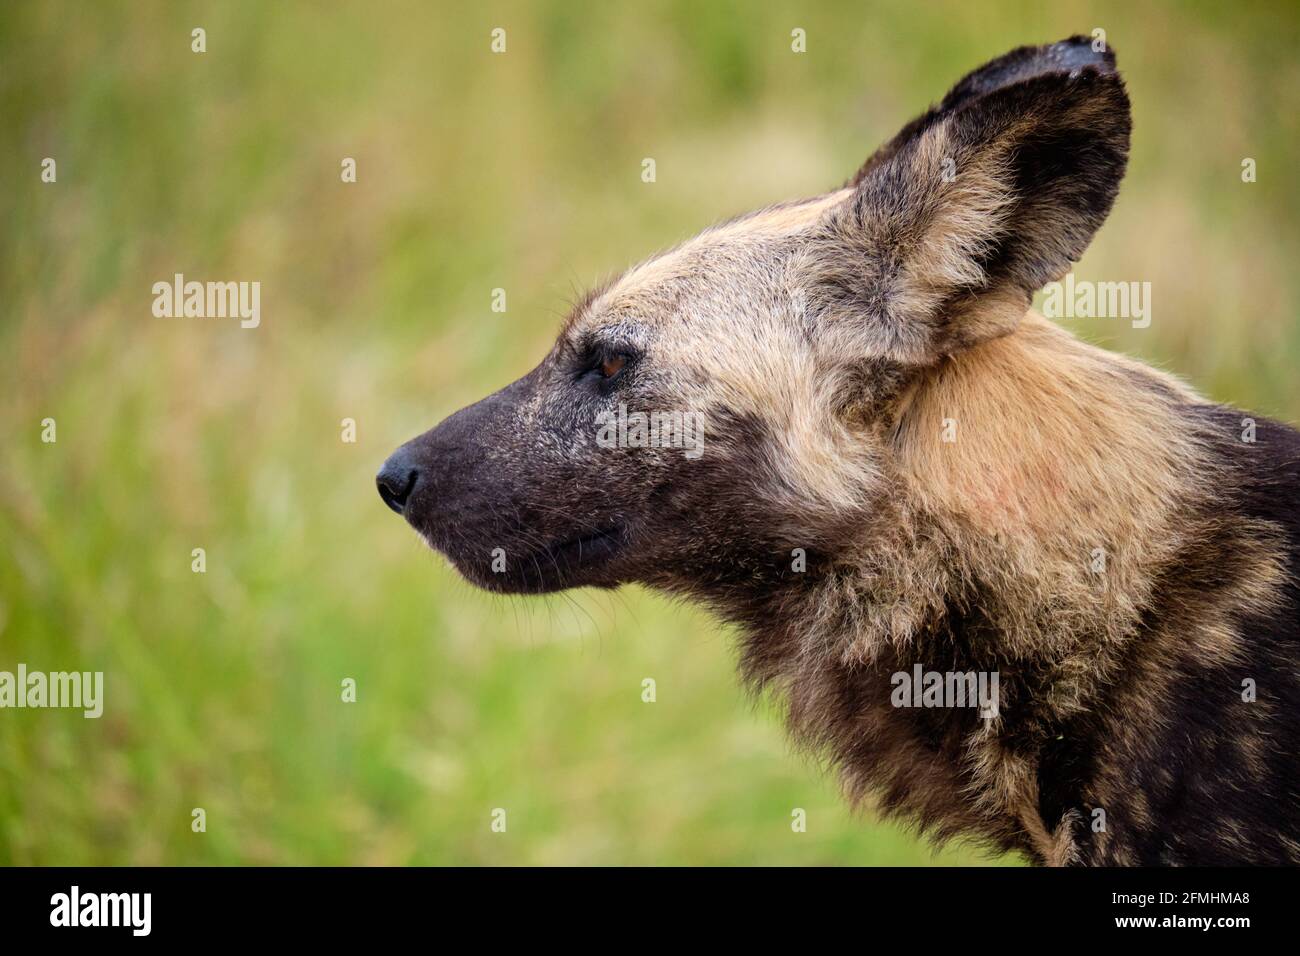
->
xmin=376 ymin=448 xmax=420 ymax=516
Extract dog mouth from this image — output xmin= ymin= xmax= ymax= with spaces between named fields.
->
xmin=435 ymin=523 xmax=628 ymax=594
xmin=516 ymin=524 xmax=626 ymax=591
xmin=546 ymin=525 xmax=624 ymax=564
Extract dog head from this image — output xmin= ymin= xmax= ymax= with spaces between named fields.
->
xmin=379 ymin=36 xmax=1130 ymax=601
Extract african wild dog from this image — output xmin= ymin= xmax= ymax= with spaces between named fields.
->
xmin=378 ymin=37 xmax=1300 ymax=865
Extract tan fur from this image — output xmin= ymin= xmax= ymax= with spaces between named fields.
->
xmin=598 ymin=191 xmax=852 ymax=305
xmin=755 ymin=304 xmax=1290 ymax=857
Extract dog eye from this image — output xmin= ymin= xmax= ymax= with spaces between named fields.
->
xmin=574 ymin=345 xmax=634 ymax=387
xmin=600 ymin=354 xmax=627 ymax=379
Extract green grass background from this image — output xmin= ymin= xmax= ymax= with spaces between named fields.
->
xmin=1 ymin=1 xmax=1297 ymax=865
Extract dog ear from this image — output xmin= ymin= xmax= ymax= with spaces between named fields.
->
xmin=852 ymin=36 xmax=1121 ymax=182
xmin=812 ymin=37 xmax=1131 ymax=363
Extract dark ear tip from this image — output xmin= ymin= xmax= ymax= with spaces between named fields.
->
xmin=849 ymin=37 xmax=1126 ymax=191
xmin=1050 ymin=34 xmax=1117 ymax=72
